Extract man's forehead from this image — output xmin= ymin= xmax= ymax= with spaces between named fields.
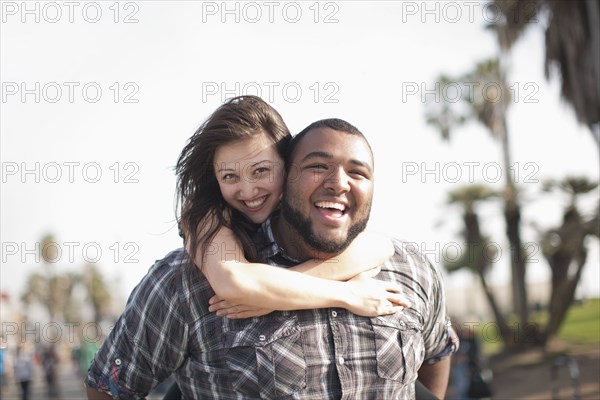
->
xmin=293 ymin=127 xmax=373 ymax=165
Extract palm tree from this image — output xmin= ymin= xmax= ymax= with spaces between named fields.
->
xmin=21 ymin=234 xmax=75 ymax=322
xmin=80 ymin=264 xmax=111 ymax=326
xmin=538 ymin=177 xmax=599 ymax=344
xmin=426 ymin=58 xmax=529 ymax=340
xmin=20 ymin=235 xmax=112 ymax=328
xmin=491 ymin=0 xmax=600 ymax=147
xmin=445 ymin=185 xmax=513 ymax=344
xmin=21 ymin=271 xmax=75 ymax=323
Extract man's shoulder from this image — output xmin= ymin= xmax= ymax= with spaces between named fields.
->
xmin=152 ymin=247 xmax=189 ymax=269
xmin=143 ymin=247 xmax=189 ymax=281
xmin=127 ymin=248 xmax=198 ymax=303
xmin=388 ymin=238 xmax=433 ymax=269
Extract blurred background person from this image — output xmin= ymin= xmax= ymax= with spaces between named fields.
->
xmin=13 ymin=342 xmax=34 ymax=400
xmin=41 ymin=343 xmax=59 ymax=399
xmin=0 ymin=342 xmax=7 ymax=394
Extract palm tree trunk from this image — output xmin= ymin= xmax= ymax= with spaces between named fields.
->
xmin=496 ymin=53 xmax=529 ymax=341
xmin=465 ymin=208 xmax=513 ymax=346
xmin=500 ymin=114 xmax=528 ymax=340
xmin=544 ymin=247 xmax=588 ymax=343
xmin=477 ymin=268 xmax=512 ymax=344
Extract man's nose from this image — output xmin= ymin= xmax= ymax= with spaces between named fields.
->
xmin=323 ymin=167 xmax=350 ymax=193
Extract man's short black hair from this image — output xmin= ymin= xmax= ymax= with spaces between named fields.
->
xmin=285 ymin=118 xmax=372 ymax=170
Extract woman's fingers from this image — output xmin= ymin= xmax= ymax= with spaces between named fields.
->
xmin=215 ymin=305 xmax=253 ymax=316
xmin=227 ymin=308 xmax=273 ymax=319
xmin=389 ymin=305 xmax=406 ymax=314
xmin=208 ymin=299 xmax=236 ymax=312
xmin=387 ymin=292 xmax=411 ymax=308
xmin=381 ymin=282 xmax=403 ymax=293
xmin=209 ymin=302 xmax=273 ymax=318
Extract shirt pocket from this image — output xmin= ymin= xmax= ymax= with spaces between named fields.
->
xmin=223 ymin=315 xmax=307 ymax=399
xmin=370 ymin=309 xmax=425 ymax=384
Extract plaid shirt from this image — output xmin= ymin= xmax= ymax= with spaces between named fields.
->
xmin=85 ymin=218 xmax=456 ymax=399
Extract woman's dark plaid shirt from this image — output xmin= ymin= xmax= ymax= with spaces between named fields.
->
xmin=85 ymin=219 xmax=457 ymax=399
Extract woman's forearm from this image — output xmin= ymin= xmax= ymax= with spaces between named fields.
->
xmin=289 ymin=231 xmax=394 ymax=280
xmin=211 ymin=259 xmax=408 ymax=317
xmin=210 ymin=260 xmax=351 ymax=309
xmin=196 ymin=226 xmax=402 ymax=313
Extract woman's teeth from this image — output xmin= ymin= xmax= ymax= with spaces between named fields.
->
xmin=244 ymin=196 xmax=267 ymax=208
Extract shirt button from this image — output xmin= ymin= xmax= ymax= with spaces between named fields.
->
xmin=338 ymin=357 xmax=345 ymax=365
xmin=115 ymin=358 xmax=122 ymax=366
xmin=331 ymin=311 xmax=338 ymax=317
xmin=258 ymin=335 xmax=266 ymax=341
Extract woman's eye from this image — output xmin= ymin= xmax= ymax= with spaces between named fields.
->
xmin=254 ymin=167 xmax=270 ymax=175
xmin=222 ymin=174 xmax=237 ymax=181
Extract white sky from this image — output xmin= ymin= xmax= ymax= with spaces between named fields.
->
xmin=1 ymin=1 xmax=599 ymax=312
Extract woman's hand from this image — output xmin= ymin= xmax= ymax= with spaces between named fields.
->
xmin=208 ymin=295 xmax=273 ymax=319
xmin=344 ymin=267 xmax=411 ymax=317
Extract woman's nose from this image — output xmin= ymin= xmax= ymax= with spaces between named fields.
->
xmin=238 ymin=179 xmax=259 ymax=199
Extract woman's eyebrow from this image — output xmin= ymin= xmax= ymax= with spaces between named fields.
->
xmin=216 ymin=165 xmax=235 ymax=173
xmin=217 ymin=159 xmax=276 ymax=173
xmin=251 ymin=159 xmax=274 ymax=167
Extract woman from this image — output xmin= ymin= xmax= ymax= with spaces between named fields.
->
xmin=176 ymin=95 xmax=409 ymax=319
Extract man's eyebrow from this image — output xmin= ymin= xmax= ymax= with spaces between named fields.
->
xmin=349 ymin=159 xmax=372 ymax=173
xmin=301 ymin=152 xmax=372 ymax=172
xmin=301 ymin=151 xmax=334 ymax=162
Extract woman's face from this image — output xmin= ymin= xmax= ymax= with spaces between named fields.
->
xmin=214 ymin=134 xmax=285 ymax=224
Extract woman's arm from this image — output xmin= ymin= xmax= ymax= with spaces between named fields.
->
xmin=190 ymin=225 xmax=409 ymax=316
xmin=289 ymin=231 xmax=394 ymax=280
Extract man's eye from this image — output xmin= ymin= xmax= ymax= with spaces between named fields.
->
xmin=308 ymin=164 xmax=328 ymax=171
xmin=350 ymin=170 xmax=368 ymax=178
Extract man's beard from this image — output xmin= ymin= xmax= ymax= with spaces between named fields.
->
xmin=281 ymin=197 xmax=370 ymax=255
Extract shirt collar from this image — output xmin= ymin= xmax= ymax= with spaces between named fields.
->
xmin=255 ymin=215 xmax=301 ymax=267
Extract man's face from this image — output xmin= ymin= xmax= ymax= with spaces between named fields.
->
xmin=282 ymin=127 xmax=374 ymax=254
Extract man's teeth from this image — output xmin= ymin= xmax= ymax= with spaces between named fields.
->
xmin=315 ymin=201 xmax=346 ymax=212
xmin=245 ymin=196 xmax=267 ymax=208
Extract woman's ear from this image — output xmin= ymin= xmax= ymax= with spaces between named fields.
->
xmin=178 ymin=222 xmax=186 ymax=239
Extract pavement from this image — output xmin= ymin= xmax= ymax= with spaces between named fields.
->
xmin=1 ymin=363 xmax=85 ymax=400
xmin=0 ymin=363 xmax=169 ymax=400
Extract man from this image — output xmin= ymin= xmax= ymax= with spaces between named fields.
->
xmin=253 ymin=119 xmax=455 ymax=398
xmin=86 ymin=118 xmax=456 ymax=399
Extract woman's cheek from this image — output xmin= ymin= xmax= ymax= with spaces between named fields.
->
xmin=219 ymin=184 xmax=235 ymax=206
